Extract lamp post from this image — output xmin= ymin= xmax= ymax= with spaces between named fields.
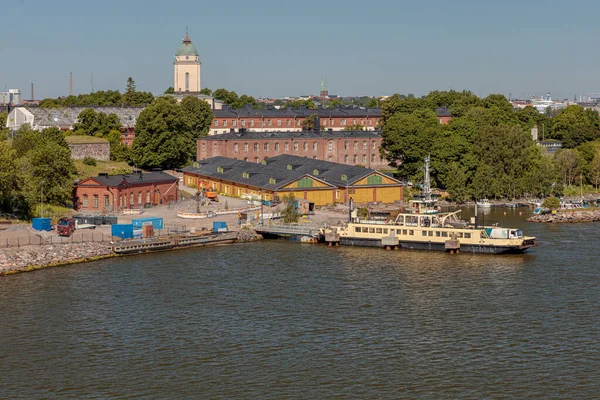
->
xmin=40 ymin=180 xmax=45 ymax=217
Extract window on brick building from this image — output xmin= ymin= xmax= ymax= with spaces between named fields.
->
xmin=214 ymin=120 xmax=218 ymax=127
xmin=294 ymin=142 xmax=299 ymax=152
xmin=241 ymin=120 xmax=245 ymax=127
xmin=313 ymin=142 xmax=317 ymax=151
xmin=244 ymin=143 xmax=248 ymax=152
xmin=83 ymin=194 xmax=88 ymax=207
xmin=328 ymin=141 xmax=333 ymax=151
xmin=275 ymin=142 xmax=280 ymax=151
xmin=254 ymin=157 xmax=259 ymax=163
xmin=244 ymin=157 xmax=248 ymax=161
xmin=363 ymin=141 xmax=367 ymax=150
xmin=353 ymin=119 xmax=357 ymax=125
xmin=296 ymin=120 xmax=301 ymax=126
xmin=223 ymin=120 xmax=227 ymax=127
xmin=202 ymin=142 xmax=206 ymax=152
xmin=277 ymin=120 xmax=282 ymax=127
xmin=286 ymin=119 xmax=290 ymax=127
xmin=354 ymin=141 xmax=358 ymax=150
xmin=328 ymin=156 xmax=333 ymax=162
xmin=313 ymin=156 xmax=317 ymax=159
xmin=129 ymin=193 xmax=133 ymax=207
xmin=104 ymin=195 xmax=109 ymax=207
xmin=372 ymin=141 xmax=376 ymax=150
xmin=303 ymin=142 xmax=308 ymax=151
xmin=362 ymin=154 xmax=367 ymax=163
xmin=254 ymin=143 xmax=259 ymax=152
xmin=250 ymin=120 xmax=254 ymax=127
xmin=344 ymin=140 xmax=349 ymax=150
xmin=138 ymin=192 xmax=142 ymax=205
xmin=353 ymin=155 xmax=358 ymax=164
xmin=232 ymin=120 xmax=237 ymax=126
xmin=234 ymin=143 xmax=239 ymax=153
xmin=268 ymin=119 xmax=272 ymax=127
xmin=323 ymin=119 xmax=327 ymax=126
xmin=344 ymin=155 xmax=349 ymax=164
xmin=341 ymin=119 xmax=346 ymax=126
xmin=93 ymin=195 xmax=99 ymax=208
xmin=261 ymin=120 xmax=265 ymax=127
xmin=264 ymin=143 xmax=269 ymax=151
xmin=146 ymin=191 xmax=150 ymax=203
xmin=284 ymin=143 xmax=289 ymax=152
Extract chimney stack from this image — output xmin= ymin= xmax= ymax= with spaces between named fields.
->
xmin=31 ymin=82 xmax=34 ymax=101
xmin=69 ymin=72 xmax=73 ymax=96
xmin=313 ymin=116 xmax=321 ymax=134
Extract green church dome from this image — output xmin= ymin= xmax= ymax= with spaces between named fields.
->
xmin=176 ymin=33 xmax=199 ymax=57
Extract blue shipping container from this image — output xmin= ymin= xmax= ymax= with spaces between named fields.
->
xmin=213 ymin=221 xmax=227 ymax=232
xmin=32 ymin=218 xmax=52 ymax=231
xmin=132 ymin=217 xmax=163 ymax=230
xmin=111 ymin=224 xmax=134 ymax=239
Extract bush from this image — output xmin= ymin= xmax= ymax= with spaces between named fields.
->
xmin=542 ymin=196 xmax=561 ymax=210
xmin=82 ymin=157 xmax=97 ymax=166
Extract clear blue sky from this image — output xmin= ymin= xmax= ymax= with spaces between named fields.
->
xmin=2 ymin=0 xmax=599 ymax=100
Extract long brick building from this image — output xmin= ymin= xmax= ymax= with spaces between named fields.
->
xmin=211 ymin=106 xmax=382 ymax=135
xmin=197 ymin=127 xmax=389 ymax=170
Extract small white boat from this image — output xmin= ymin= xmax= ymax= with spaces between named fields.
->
xmin=477 ymin=199 xmax=492 ymax=208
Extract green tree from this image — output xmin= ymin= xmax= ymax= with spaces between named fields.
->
xmin=164 ymin=87 xmax=175 ymax=94
xmin=345 ymin=123 xmax=365 ymax=131
xmin=542 ymin=196 xmax=560 ymax=210
xmin=589 ymin=149 xmax=600 ymax=189
xmin=301 ymin=113 xmax=318 ymax=130
xmin=281 ymin=193 xmax=300 ymax=223
xmin=13 ymin=125 xmax=42 ymax=157
xmin=554 ymin=149 xmax=583 ymax=187
xmin=444 ymin=162 xmax=471 ymax=202
xmin=552 ymin=105 xmax=600 ymax=148
xmin=124 ymin=77 xmax=137 ymax=106
xmin=72 ymin=109 xmax=121 ymax=137
xmin=380 ymin=109 xmax=442 ymax=178
xmin=106 ymin=129 xmax=130 ymax=162
xmin=0 ymin=141 xmax=24 ymax=213
xmin=366 ymin=97 xmax=379 ymax=108
xmin=180 ymin=96 xmax=214 ymax=139
xmin=200 ymin=88 xmax=212 ymax=96
xmin=0 ymin=111 xmax=9 ymax=141
xmin=21 ymin=141 xmax=76 ymax=209
xmin=131 ymin=97 xmax=194 ymax=169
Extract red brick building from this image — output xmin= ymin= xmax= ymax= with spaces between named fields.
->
xmin=74 ymin=171 xmax=179 ymax=213
xmin=197 ymin=129 xmax=389 ymax=170
xmin=210 ymin=106 xmax=382 ymax=135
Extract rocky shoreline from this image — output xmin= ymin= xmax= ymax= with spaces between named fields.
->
xmin=527 ymin=209 xmax=600 ymax=223
xmin=0 ymin=230 xmax=263 ymax=276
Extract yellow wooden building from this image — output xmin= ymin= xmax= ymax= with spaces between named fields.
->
xmin=182 ymin=155 xmax=403 ymax=206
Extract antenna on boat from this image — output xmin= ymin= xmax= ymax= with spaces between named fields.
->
xmin=423 ymin=155 xmax=432 ymax=201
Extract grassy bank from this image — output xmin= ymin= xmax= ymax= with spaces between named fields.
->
xmin=74 ymin=160 xmax=132 ymax=180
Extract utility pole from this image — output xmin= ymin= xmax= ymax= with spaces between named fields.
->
xmin=40 ymin=180 xmax=45 ymax=217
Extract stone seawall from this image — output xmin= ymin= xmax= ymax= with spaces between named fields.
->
xmin=527 ymin=210 xmax=600 ymax=223
xmin=0 ymin=242 xmax=114 ymax=275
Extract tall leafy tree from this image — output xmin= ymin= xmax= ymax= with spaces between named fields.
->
xmin=124 ymin=77 xmax=137 ymax=106
xmin=132 ymin=97 xmax=194 ymax=169
xmin=0 ymin=141 xmax=23 ymax=213
xmin=72 ymin=109 xmax=121 ymax=137
xmin=180 ymin=96 xmax=214 ymax=139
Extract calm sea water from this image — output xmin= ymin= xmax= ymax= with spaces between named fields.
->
xmin=1 ymin=208 xmax=599 ymax=399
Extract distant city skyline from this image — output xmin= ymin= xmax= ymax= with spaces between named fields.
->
xmin=3 ymin=0 xmax=600 ymax=100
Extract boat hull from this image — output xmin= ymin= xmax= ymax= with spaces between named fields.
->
xmin=339 ymin=237 xmax=535 ymax=254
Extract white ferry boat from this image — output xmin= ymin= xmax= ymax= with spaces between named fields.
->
xmin=325 ymin=158 xmax=537 ymax=254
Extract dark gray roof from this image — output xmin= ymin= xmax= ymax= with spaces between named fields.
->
xmin=200 ymin=130 xmax=381 ymax=141
xmin=80 ymin=171 xmax=178 ymax=187
xmin=26 ymin=106 xmax=144 ymax=128
xmin=435 ymin=107 xmax=452 ymax=117
xmin=214 ymin=106 xmax=382 ymax=119
xmin=183 ymin=154 xmax=401 ymax=191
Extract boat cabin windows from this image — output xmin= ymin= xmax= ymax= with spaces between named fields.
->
xmin=428 ymin=231 xmax=433 ymax=237
xmin=396 ymin=216 xmax=404 ymax=226
xmin=441 ymin=231 xmax=448 ymax=237
xmin=376 ymin=228 xmax=382 ymax=234
xmin=383 ymin=228 xmax=388 ymax=234
xmin=402 ymin=229 xmax=408 ymax=235
xmin=408 ymin=230 xmax=414 ymax=236
xmin=420 ymin=216 xmax=431 ymax=227
xmin=422 ymin=231 xmax=427 ymax=236
xmin=406 ymin=216 xmax=418 ymax=226
xmin=464 ymin=233 xmax=471 ymax=239
xmin=457 ymin=232 xmax=463 ymax=238
xmin=369 ymin=227 xmax=375 ymax=233
xmin=436 ymin=231 xmax=441 ymax=237
xmin=355 ymin=227 xmax=361 ymax=233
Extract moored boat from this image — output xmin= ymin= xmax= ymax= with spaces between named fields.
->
xmin=324 ymin=157 xmax=537 ymax=254
xmin=476 ymin=198 xmax=492 ymax=208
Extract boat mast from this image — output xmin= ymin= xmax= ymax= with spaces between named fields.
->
xmin=423 ymin=155 xmax=432 ymax=201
